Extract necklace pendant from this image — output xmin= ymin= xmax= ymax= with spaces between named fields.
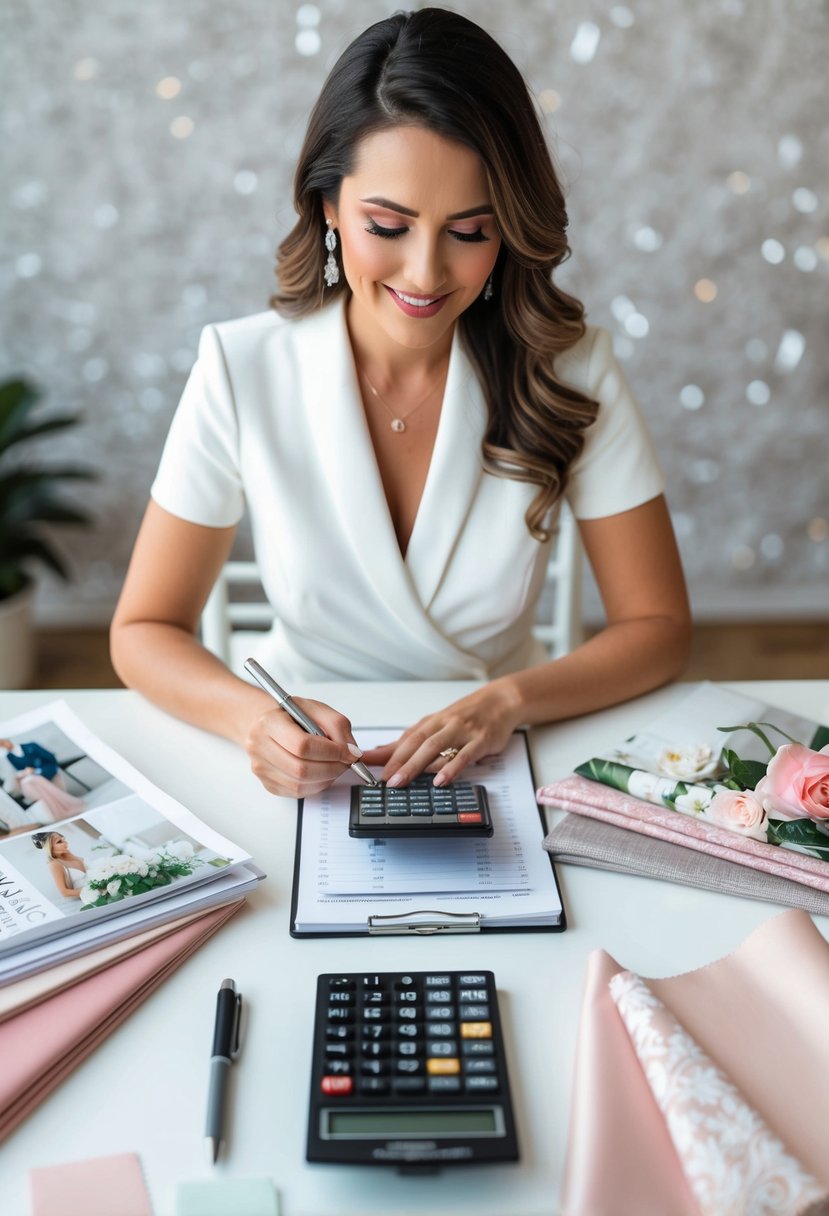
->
xmin=391 ymin=418 xmax=406 ymax=433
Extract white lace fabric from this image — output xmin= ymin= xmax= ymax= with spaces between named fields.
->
xmin=609 ymin=971 xmax=829 ymax=1216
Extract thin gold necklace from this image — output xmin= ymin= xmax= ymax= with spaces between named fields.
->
xmin=358 ymin=365 xmax=446 ymax=433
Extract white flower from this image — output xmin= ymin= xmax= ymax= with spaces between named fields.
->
xmin=106 ymin=879 xmax=122 ymax=897
xmin=79 ymin=884 xmax=98 ymax=905
xmin=674 ymin=789 xmax=714 ymax=815
xmin=87 ymin=859 xmax=116 ymax=881
xmin=657 ymin=744 xmax=719 ymax=781
xmin=165 ymin=840 xmax=194 ymax=860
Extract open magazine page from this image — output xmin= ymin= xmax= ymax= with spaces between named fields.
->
xmin=0 ymin=701 xmax=253 ymax=960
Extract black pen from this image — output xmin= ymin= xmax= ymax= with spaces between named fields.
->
xmin=244 ymin=657 xmax=379 ymax=787
xmin=205 ymin=977 xmax=242 ymax=1164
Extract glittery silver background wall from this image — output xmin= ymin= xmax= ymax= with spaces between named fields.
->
xmin=3 ymin=0 xmax=827 ymax=626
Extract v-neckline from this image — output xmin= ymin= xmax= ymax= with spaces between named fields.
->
xmin=293 ymin=299 xmax=487 ymax=617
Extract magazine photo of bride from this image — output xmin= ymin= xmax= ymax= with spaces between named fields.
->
xmin=2 ymin=795 xmax=230 ymax=925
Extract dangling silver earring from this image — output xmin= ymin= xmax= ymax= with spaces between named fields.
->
xmin=324 ymin=219 xmax=339 ymax=288
xmin=483 ymin=273 xmax=494 ymax=302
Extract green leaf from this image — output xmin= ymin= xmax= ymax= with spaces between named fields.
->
xmin=810 ymin=726 xmax=829 ymax=751
xmin=574 ymin=757 xmax=636 ymax=794
xmin=0 ymin=376 xmax=97 ymax=600
xmin=728 ymin=758 xmax=769 ymax=791
xmin=767 ymin=818 xmax=829 ymax=859
xmin=717 ymin=722 xmax=777 ymax=756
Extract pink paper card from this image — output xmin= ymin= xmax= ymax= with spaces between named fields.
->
xmin=30 ymin=1151 xmax=152 ymax=1216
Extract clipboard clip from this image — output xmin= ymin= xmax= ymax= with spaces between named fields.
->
xmin=367 ymin=910 xmax=481 ymax=936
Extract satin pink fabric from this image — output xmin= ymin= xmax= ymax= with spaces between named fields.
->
xmin=562 ymin=949 xmax=698 ymax=1216
xmin=562 ymin=911 xmax=829 ymax=1214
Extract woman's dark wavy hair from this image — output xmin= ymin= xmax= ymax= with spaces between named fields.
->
xmin=271 ymin=7 xmax=598 ymax=540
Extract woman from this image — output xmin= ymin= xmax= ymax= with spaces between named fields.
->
xmin=18 ymin=772 xmax=85 ymax=823
xmin=33 ymin=832 xmax=87 ymax=901
xmin=111 ymin=9 xmax=691 ymax=799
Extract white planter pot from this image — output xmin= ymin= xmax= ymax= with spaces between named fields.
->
xmin=0 ymin=582 xmax=35 ymax=689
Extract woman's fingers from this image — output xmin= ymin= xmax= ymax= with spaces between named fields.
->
xmin=246 ymin=702 xmax=360 ymax=798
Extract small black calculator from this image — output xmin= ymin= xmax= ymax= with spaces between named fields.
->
xmin=307 ymin=969 xmax=518 ymax=1168
xmin=349 ymin=775 xmax=493 ymax=839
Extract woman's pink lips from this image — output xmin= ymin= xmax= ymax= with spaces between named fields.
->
xmin=384 ymin=284 xmax=449 ymax=319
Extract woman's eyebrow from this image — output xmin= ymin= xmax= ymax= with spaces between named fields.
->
xmin=360 ymin=196 xmax=494 ymax=221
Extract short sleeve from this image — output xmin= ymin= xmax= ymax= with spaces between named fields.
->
xmin=150 ymin=324 xmax=245 ymax=526
xmin=561 ymin=326 xmax=665 ymax=520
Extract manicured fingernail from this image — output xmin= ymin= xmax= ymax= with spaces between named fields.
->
xmin=387 ymin=773 xmax=403 ymax=788
xmin=347 ymin=743 xmax=363 ymax=758
xmin=433 ymin=772 xmax=447 ymax=787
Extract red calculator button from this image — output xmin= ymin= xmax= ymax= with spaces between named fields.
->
xmin=321 ymin=1075 xmax=353 ymax=1095
xmin=458 ymin=812 xmax=483 ymax=824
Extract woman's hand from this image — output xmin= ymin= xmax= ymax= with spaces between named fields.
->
xmin=360 ymin=681 xmax=523 ymax=787
xmin=245 ymin=697 xmax=364 ymax=799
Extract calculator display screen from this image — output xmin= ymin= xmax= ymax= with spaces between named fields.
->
xmin=327 ymin=1109 xmax=498 ymax=1136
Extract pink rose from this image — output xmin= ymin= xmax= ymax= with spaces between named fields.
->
xmin=755 ymin=743 xmax=829 ymax=821
xmin=706 ymin=788 xmax=768 ymax=840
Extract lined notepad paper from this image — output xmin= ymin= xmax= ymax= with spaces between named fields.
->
xmin=292 ymin=730 xmax=563 ymax=933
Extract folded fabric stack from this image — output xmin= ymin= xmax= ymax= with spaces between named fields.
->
xmin=539 ymin=682 xmax=829 ymax=912
xmin=0 ymin=902 xmax=241 ymax=1141
xmin=541 ymin=774 xmax=829 ymax=912
xmin=561 ymin=910 xmax=829 ymax=1216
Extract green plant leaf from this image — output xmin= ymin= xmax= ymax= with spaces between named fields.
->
xmin=717 ymin=722 xmax=777 ymax=755
xmin=810 ymin=726 xmax=829 ymax=751
xmin=727 ymin=758 xmax=768 ymax=791
xmin=767 ymin=817 xmax=829 ymax=859
xmin=0 ymin=380 xmax=40 ymax=447
xmin=574 ymin=757 xmax=636 ymax=794
xmin=0 ymin=376 xmax=97 ymax=601
xmin=0 ymin=534 xmax=70 ymax=581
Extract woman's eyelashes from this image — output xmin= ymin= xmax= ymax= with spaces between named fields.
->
xmin=364 ymin=219 xmax=490 ymax=243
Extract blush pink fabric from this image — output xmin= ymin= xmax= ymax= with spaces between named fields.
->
xmin=0 ymin=900 xmax=242 ymax=1141
xmin=539 ymin=775 xmax=829 ymax=892
xmin=562 ymin=911 xmax=829 ymax=1215
xmin=562 ymin=949 xmax=698 ymax=1216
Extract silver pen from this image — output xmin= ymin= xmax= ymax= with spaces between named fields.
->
xmin=244 ymin=657 xmax=379 ymax=787
xmin=205 ymin=977 xmax=242 ymax=1164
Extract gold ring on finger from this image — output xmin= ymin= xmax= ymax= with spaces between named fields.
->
xmin=439 ymin=747 xmax=460 ymax=760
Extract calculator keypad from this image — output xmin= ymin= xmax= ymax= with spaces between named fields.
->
xmin=317 ymin=972 xmax=500 ymax=1099
xmin=308 ymin=970 xmax=518 ymax=1167
xmin=349 ymin=777 xmax=493 ymax=838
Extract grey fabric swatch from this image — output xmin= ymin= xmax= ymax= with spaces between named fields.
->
xmin=544 ymin=813 xmax=829 ymax=917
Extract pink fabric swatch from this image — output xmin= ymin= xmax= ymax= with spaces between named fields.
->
xmin=539 ymin=774 xmax=829 ymax=892
xmin=30 ymin=1151 xmax=152 ymax=1216
xmin=562 ymin=910 xmax=829 ymax=1215
xmin=610 ymin=971 xmax=826 ymax=1216
xmin=0 ymin=900 xmax=242 ymax=1142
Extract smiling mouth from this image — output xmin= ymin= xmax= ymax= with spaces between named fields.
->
xmin=384 ymin=285 xmax=449 ymax=318
xmin=390 ymin=288 xmax=443 ymax=307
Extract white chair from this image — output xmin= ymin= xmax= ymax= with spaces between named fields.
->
xmin=200 ymin=506 xmax=583 ymax=671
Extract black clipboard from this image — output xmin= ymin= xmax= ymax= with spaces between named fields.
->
xmin=289 ymin=728 xmax=567 ymax=937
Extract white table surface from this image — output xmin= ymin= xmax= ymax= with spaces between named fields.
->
xmin=2 ymin=680 xmax=828 ymax=1216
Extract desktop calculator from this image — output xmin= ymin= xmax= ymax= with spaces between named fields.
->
xmin=349 ymin=775 xmax=493 ymax=839
xmin=306 ymin=969 xmax=518 ymax=1168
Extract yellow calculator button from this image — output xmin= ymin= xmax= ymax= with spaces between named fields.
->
xmin=427 ymin=1058 xmax=460 ymax=1075
xmin=460 ymin=1021 xmax=492 ymax=1039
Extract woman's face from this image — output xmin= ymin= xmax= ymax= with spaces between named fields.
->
xmin=51 ymin=834 xmax=68 ymax=855
xmin=324 ymin=125 xmax=501 ymax=354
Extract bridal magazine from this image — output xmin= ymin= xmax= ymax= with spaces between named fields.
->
xmin=0 ymin=700 xmax=262 ymax=983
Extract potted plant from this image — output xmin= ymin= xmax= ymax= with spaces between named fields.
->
xmin=0 ymin=377 xmax=96 ymax=688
